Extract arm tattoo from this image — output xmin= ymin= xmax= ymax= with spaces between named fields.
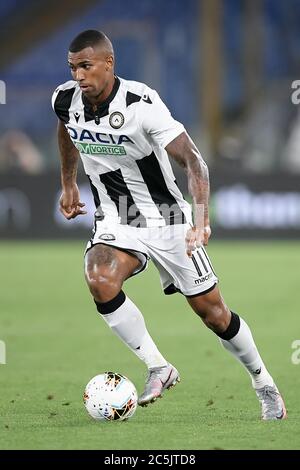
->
xmin=165 ymin=132 xmax=210 ymax=222
xmin=57 ymin=120 xmax=79 ymax=187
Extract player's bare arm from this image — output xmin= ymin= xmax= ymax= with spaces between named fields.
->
xmin=165 ymin=131 xmax=211 ymax=256
xmin=57 ymin=119 xmax=87 ymax=219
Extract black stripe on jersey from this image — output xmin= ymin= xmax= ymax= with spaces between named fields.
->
xmin=126 ymin=91 xmax=141 ymax=107
xmin=191 ymin=254 xmax=202 ymax=277
xmin=54 ymin=88 xmax=76 ymax=123
xmin=100 ymin=169 xmax=147 ymax=227
xmin=82 ymin=76 xmax=120 ymax=123
xmin=136 ymin=152 xmax=186 ymax=225
xmin=87 ymin=175 xmax=100 ymax=208
xmin=197 ymin=250 xmax=209 ymax=273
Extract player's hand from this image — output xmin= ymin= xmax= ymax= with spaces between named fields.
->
xmin=59 ymin=184 xmax=87 ymax=220
xmin=185 ymin=224 xmax=211 ymax=257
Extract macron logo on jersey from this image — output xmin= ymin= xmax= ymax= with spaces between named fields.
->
xmin=67 ymin=126 xmax=134 ymax=156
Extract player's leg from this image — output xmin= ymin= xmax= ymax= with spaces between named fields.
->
xmin=84 ymin=243 xmax=169 ymax=371
xmin=187 ymin=285 xmax=287 ymax=420
xmin=146 ymin=223 xmax=286 ymax=419
xmin=187 ymin=285 xmax=273 ymax=385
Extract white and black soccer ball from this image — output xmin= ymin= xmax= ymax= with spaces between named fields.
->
xmin=83 ymin=372 xmax=138 ymax=421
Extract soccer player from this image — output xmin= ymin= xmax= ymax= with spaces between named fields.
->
xmin=52 ymin=30 xmax=286 ymax=420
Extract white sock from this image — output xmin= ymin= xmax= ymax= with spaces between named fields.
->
xmin=219 ymin=316 xmax=274 ymax=389
xmin=99 ymin=295 xmax=168 ymax=369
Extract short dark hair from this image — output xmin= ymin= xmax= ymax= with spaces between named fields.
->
xmin=69 ymin=29 xmax=112 ymax=53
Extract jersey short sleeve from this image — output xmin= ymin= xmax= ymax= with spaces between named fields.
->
xmin=139 ymin=90 xmax=185 ymax=148
xmin=51 ymin=81 xmax=76 ymax=123
xmin=51 ymin=88 xmax=59 ymax=112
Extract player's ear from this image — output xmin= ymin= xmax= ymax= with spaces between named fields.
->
xmin=106 ymin=55 xmax=114 ymax=71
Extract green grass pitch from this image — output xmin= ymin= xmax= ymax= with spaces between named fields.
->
xmin=0 ymin=241 xmax=299 ymax=450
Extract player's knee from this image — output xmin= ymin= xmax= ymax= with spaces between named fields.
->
xmin=85 ymin=267 xmax=122 ymax=303
xmin=199 ymin=304 xmax=231 ymax=334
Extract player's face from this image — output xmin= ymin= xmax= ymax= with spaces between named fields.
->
xmin=68 ymin=46 xmax=114 ymax=102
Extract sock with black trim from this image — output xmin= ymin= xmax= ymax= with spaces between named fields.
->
xmin=217 ymin=312 xmax=274 ymax=389
xmin=95 ymin=291 xmax=167 ymax=369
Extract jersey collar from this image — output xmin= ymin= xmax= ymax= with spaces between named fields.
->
xmin=82 ymin=76 xmax=120 ymax=123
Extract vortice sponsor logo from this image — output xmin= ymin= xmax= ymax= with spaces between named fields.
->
xmin=67 ymin=126 xmax=133 ymax=156
xmin=75 ymin=142 xmax=127 ymax=155
xmin=194 ymin=272 xmax=213 ymax=284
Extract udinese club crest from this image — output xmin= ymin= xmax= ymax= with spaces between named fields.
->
xmin=109 ymin=111 xmax=124 ymax=129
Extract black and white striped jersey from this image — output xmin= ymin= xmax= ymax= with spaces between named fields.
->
xmin=52 ymin=76 xmax=192 ymax=227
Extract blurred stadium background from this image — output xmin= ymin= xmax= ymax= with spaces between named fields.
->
xmin=0 ymin=0 xmax=299 ymax=450
xmin=1 ymin=0 xmax=300 ymax=239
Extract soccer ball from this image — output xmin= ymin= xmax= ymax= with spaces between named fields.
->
xmin=83 ymin=372 xmax=138 ymax=421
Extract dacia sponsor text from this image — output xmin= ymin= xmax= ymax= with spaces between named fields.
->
xmin=67 ymin=126 xmax=134 ymax=145
xmin=67 ymin=127 xmax=134 ymax=156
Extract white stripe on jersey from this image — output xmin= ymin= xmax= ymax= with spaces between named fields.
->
xmin=120 ymin=164 xmax=166 ymax=222
xmin=89 ymin=174 xmax=119 ymax=220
